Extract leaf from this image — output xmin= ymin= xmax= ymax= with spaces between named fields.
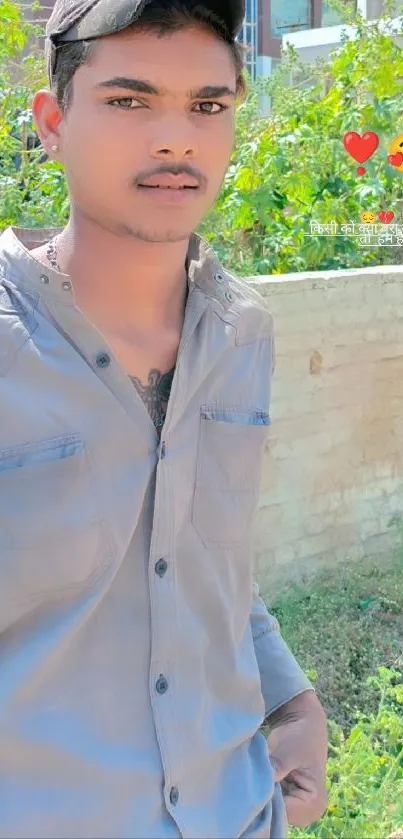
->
xmin=359 ymin=597 xmax=379 ymax=610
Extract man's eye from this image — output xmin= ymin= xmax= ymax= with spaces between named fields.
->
xmin=106 ymin=98 xmax=228 ymax=114
xmin=194 ymin=102 xmax=228 ymax=115
xmin=107 ymin=97 xmax=142 ymax=109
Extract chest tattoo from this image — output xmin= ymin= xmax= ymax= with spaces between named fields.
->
xmin=130 ymin=366 xmax=176 ymax=435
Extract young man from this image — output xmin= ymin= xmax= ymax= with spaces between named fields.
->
xmin=0 ymin=0 xmax=327 ymax=836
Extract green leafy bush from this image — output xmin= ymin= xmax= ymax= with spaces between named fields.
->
xmin=0 ymin=0 xmax=68 ymax=228
xmin=290 ymin=668 xmax=403 ymax=839
xmin=267 ymin=535 xmax=403 ymax=839
xmin=200 ymin=0 xmax=403 ymax=273
xmin=270 ymin=554 xmax=403 ymax=731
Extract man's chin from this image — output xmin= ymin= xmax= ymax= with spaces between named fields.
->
xmin=117 ymin=221 xmax=195 ymax=244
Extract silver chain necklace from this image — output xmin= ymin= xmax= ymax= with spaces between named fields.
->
xmin=46 ymin=236 xmax=61 ymax=272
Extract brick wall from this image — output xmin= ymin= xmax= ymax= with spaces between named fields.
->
xmin=249 ymin=265 xmax=403 ymax=594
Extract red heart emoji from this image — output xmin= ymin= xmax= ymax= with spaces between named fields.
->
xmin=343 ymin=131 xmax=379 ymax=163
xmin=378 ymin=211 xmax=394 ymax=224
xmin=388 ymin=152 xmax=403 ymax=167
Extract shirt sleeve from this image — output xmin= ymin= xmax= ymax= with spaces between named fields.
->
xmin=251 ymin=581 xmax=314 ymax=718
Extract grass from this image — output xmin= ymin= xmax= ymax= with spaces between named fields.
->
xmin=262 ymin=530 xmax=403 ymax=838
xmin=269 ymin=550 xmax=403 ymax=730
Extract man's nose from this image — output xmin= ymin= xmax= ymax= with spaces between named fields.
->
xmin=149 ymin=119 xmax=198 ymax=161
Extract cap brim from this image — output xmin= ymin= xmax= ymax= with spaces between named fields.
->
xmin=46 ymin=0 xmax=245 ymax=83
xmin=52 ymin=0 xmax=244 ymax=44
xmin=55 ymin=0 xmax=148 ymax=42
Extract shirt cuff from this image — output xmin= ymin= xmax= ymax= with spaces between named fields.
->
xmin=251 ymin=582 xmax=313 ymax=718
xmin=254 ymin=624 xmax=314 ymax=718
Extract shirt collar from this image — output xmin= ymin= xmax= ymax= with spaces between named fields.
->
xmin=0 ymin=226 xmax=235 ymax=310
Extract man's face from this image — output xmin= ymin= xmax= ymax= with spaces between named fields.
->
xmin=50 ymin=25 xmax=237 ymax=243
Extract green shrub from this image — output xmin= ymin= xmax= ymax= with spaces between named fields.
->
xmin=0 ymin=0 xmax=68 ymax=228
xmin=200 ymin=0 xmax=403 ymax=274
xmin=269 ymin=542 xmax=403 ymax=727
xmin=290 ymin=667 xmax=403 ymax=839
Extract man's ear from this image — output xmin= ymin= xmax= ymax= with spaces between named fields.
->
xmin=32 ymin=89 xmax=64 ymax=160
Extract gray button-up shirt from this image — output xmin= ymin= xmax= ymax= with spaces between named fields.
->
xmin=0 ymin=227 xmax=312 ymax=839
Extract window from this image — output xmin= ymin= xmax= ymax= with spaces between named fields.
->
xmin=322 ymin=0 xmax=357 ymax=26
xmin=236 ymin=0 xmax=258 ymax=82
xmin=271 ymin=0 xmax=312 ymax=37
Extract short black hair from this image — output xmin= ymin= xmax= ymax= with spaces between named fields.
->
xmin=51 ymin=1 xmax=249 ymax=112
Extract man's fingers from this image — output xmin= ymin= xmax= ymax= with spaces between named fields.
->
xmin=269 ymin=755 xmax=285 ymax=784
xmin=270 ymin=753 xmax=303 ymax=785
xmin=283 ymin=784 xmax=328 ymax=828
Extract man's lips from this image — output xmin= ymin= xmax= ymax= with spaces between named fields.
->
xmin=138 ymin=185 xmax=198 ymax=189
xmin=138 ymin=173 xmax=199 ymax=189
xmin=136 ymin=183 xmax=200 ymax=204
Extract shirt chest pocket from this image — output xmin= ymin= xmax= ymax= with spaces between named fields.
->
xmin=191 ymin=408 xmax=270 ymax=548
xmin=0 ymin=434 xmax=111 ymax=628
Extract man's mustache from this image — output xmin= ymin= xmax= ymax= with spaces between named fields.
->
xmin=133 ymin=165 xmax=205 ymax=189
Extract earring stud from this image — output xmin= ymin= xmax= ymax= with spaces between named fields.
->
xmin=51 ymin=144 xmax=58 ymax=152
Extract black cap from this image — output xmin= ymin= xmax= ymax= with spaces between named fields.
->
xmin=45 ymin=0 xmax=245 ymax=82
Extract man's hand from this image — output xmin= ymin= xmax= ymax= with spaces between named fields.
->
xmin=267 ymin=690 xmax=328 ymax=828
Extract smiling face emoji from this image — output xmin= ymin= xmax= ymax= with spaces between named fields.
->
xmin=360 ymin=211 xmax=376 ymax=224
xmin=389 ymin=134 xmax=403 ymax=171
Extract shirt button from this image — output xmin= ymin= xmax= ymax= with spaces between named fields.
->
xmin=156 ymin=675 xmax=168 ymax=694
xmin=225 ymin=290 xmax=235 ymax=303
xmin=62 ymin=281 xmax=72 ymax=292
xmin=96 ymin=352 xmax=111 ymax=369
xmin=170 ymin=786 xmax=179 ymax=806
xmin=155 ymin=559 xmax=168 ymax=577
xmin=40 ymin=274 xmax=50 ymax=284
xmin=214 ymin=272 xmax=225 ymax=284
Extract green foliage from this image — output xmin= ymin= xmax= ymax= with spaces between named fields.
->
xmin=291 ymin=668 xmax=403 ymax=839
xmin=270 ymin=551 xmax=403 ymax=730
xmin=267 ymin=536 xmax=403 ymax=838
xmin=0 ymin=1 xmax=68 ymax=228
xmin=199 ymin=1 xmax=403 ymax=273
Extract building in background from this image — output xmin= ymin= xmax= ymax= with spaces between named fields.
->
xmin=26 ymin=0 xmax=403 ymax=87
xmin=237 ymin=0 xmax=402 ymax=87
xmin=282 ymin=0 xmax=402 ymax=72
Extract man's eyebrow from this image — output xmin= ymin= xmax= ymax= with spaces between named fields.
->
xmin=95 ymin=77 xmax=236 ymax=98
